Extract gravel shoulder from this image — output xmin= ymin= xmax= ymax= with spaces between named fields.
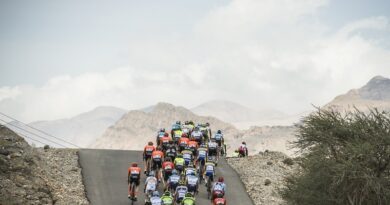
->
xmin=227 ymin=152 xmax=298 ymax=205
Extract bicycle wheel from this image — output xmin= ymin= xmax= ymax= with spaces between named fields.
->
xmin=130 ymin=182 xmax=136 ymax=204
xmin=207 ymin=177 xmax=211 ymax=199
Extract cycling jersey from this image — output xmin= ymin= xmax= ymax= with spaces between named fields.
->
xmin=150 ymin=196 xmax=162 ymax=205
xmin=208 ymin=142 xmax=218 ymax=149
xmin=161 ymin=195 xmax=173 ymax=204
xmin=214 ymin=133 xmax=223 ymax=141
xmin=182 ymin=150 xmax=193 ymax=164
xmin=152 ymin=150 xmax=164 ymax=162
xmin=182 ymin=197 xmax=195 ymax=205
xmin=188 ymin=141 xmax=198 ymax=148
xmin=160 ymin=136 xmax=171 ymax=146
xmin=175 ymin=186 xmax=188 ymax=201
xmin=128 ymin=167 xmax=141 ymax=179
xmin=212 ymin=182 xmax=226 ymax=193
xmin=185 ymin=168 xmax=196 ymax=176
xmin=168 ymin=174 xmax=180 ymax=186
xmin=179 ymin=137 xmax=190 ymax=147
xmin=197 ymin=148 xmax=207 ymax=160
xmin=173 ymin=130 xmax=183 ymax=139
xmin=191 ymin=131 xmax=203 ymax=140
xmin=162 ymin=161 xmax=174 ymax=172
xmin=174 ymin=157 xmax=185 ymax=166
xmin=144 ymin=145 xmax=156 ymax=157
xmin=145 ymin=176 xmax=158 ymax=192
xmin=214 ymin=197 xmax=226 ymax=205
xmin=186 ymin=175 xmax=198 ymax=186
xmin=204 ymin=162 xmax=215 ymax=177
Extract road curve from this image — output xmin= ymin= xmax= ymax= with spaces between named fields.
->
xmin=79 ymin=149 xmax=254 ymax=205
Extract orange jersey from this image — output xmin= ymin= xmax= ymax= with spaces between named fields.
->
xmin=160 ymin=136 xmax=171 ymax=144
xmin=179 ymin=137 xmax=190 ymax=146
xmin=152 ymin=150 xmax=164 ymax=160
xmin=214 ymin=198 xmax=226 ymax=205
xmin=188 ymin=140 xmax=198 ymax=148
xmin=144 ymin=145 xmax=155 ymax=156
xmin=162 ymin=161 xmax=175 ymax=171
xmin=128 ymin=167 xmax=141 ymax=176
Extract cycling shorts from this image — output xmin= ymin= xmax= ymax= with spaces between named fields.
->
xmin=208 ymin=149 xmax=217 ymax=156
xmin=129 ymin=176 xmax=140 ymax=186
xmin=153 ymin=160 xmax=162 ymax=169
xmin=187 ymin=184 xmax=197 ymax=192
xmin=144 ymin=154 xmax=152 ymax=160
xmin=216 ymin=140 xmax=222 ymax=147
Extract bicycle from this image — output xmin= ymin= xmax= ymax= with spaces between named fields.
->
xmin=128 ymin=180 xmax=137 ymax=204
xmin=206 ymin=176 xmax=212 ymax=199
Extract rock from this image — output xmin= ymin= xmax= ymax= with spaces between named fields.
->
xmin=0 ymin=149 xmax=10 ymax=155
xmin=264 ymin=179 xmax=272 ymax=186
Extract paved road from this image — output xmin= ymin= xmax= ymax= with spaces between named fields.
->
xmin=79 ymin=149 xmax=253 ymax=205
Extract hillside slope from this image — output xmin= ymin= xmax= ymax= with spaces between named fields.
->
xmin=28 ymin=106 xmax=126 ymax=147
xmin=325 ymin=76 xmax=390 ymax=112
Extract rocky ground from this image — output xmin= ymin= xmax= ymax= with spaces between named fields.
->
xmin=227 ymin=151 xmax=298 ymax=205
xmin=0 ymin=125 xmax=89 ymax=205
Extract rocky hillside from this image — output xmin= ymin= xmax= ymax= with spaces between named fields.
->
xmin=227 ymin=152 xmax=298 ymax=205
xmin=325 ymin=76 xmax=390 ymax=112
xmin=239 ymin=126 xmax=297 ymax=156
xmin=192 ymin=100 xmax=286 ymax=124
xmin=91 ymin=102 xmax=240 ymax=150
xmin=0 ymin=125 xmax=88 ymax=204
xmin=26 ymin=106 xmax=126 ymax=148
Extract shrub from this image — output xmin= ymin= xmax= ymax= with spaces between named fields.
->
xmin=282 ymin=158 xmax=294 ymax=166
xmin=281 ymin=108 xmax=390 ymax=205
xmin=264 ymin=179 xmax=272 ymax=186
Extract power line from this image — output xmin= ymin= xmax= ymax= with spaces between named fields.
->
xmin=0 ymin=123 xmax=47 ymax=146
xmin=0 ymin=112 xmax=81 ymax=148
xmin=0 ymin=118 xmax=67 ymax=148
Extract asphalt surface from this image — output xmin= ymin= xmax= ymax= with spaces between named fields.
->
xmin=79 ymin=149 xmax=254 ymax=205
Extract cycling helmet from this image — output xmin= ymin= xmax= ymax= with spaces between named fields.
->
xmin=242 ymin=141 xmax=246 ymax=145
xmin=206 ymin=122 xmax=210 ymax=126
xmin=185 ymin=121 xmax=189 ymax=125
xmin=164 ymin=191 xmax=171 ymax=197
xmin=160 ymin=128 xmax=165 ymax=132
xmin=188 ymin=163 xmax=194 ymax=168
xmin=176 ymin=121 xmax=181 ymax=125
xmin=165 ymin=157 xmax=171 ymax=162
xmin=194 ymin=127 xmax=199 ymax=131
xmin=200 ymin=143 xmax=207 ymax=148
xmin=149 ymin=171 xmax=155 ymax=177
xmin=218 ymin=176 xmax=224 ymax=182
xmin=189 ymin=171 xmax=195 ymax=176
xmin=131 ymin=162 xmax=138 ymax=167
xmin=148 ymin=141 xmax=154 ymax=146
xmin=157 ymin=146 xmax=162 ymax=151
xmin=217 ymin=130 xmax=222 ymax=134
xmin=164 ymin=133 xmax=169 ymax=137
xmin=152 ymin=191 xmax=160 ymax=197
xmin=172 ymin=169 xmax=178 ymax=175
xmin=176 ymin=154 xmax=183 ymax=158
xmin=185 ymin=192 xmax=193 ymax=197
xmin=179 ymin=179 xmax=186 ymax=185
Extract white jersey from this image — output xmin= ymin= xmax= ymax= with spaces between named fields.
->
xmin=208 ymin=141 xmax=217 ymax=149
xmin=150 ymin=196 xmax=162 ymax=205
xmin=191 ymin=131 xmax=202 ymax=139
xmin=212 ymin=182 xmax=226 ymax=193
xmin=214 ymin=133 xmax=223 ymax=141
xmin=186 ymin=175 xmax=198 ymax=186
xmin=175 ymin=186 xmax=188 ymax=199
xmin=145 ymin=176 xmax=157 ymax=192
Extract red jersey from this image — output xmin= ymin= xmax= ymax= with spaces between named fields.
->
xmin=179 ymin=137 xmax=190 ymax=146
xmin=214 ymin=198 xmax=226 ymax=205
xmin=160 ymin=136 xmax=171 ymax=144
xmin=128 ymin=167 xmax=141 ymax=177
xmin=188 ymin=140 xmax=198 ymax=148
xmin=162 ymin=161 xmax=175 ymax=171
xmin=152 ymin=150 xmax=164 ymax=161
xmin=144 ymin=145 xmax=155 ymax=156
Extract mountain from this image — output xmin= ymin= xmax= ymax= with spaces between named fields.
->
xmin=26 ymin=106 xmax=127 ymax=147
xmin=191 ymin=100 xmax=286 ymax=124
xmin=325 ymin=76 xmax=390 ymax=112
xmin=91 ymin=102 xmax=240 ymax=151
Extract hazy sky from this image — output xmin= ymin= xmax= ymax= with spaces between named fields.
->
xmin=1 ymin=0 xmax=390 ymax=122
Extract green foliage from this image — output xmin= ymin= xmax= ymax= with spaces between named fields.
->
xmin=281 ymin=108 xmax=390 ymax=205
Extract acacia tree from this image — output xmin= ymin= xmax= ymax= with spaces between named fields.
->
xmin=281 ymin=108 xmax=390 ymax=205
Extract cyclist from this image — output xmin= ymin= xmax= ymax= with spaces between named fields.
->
xmin=214 ymin=130 xmax=224 ymax=155
xmin=161 ymin=191 xmax=174 ymax=205
xmin=165 ymin=140 xmax=177 ymax=161
xmin=166 ymin=169 xmax=180 ymax=193
xmin=195 ymin=144 xmax=208 ymax=169
xmin=211 ymin=177 xmax=226 ymax=201
xmin=239 ymin=141 xmax=248 ymax=157
xmin=149 ymin=191 xmax=162 ymax=205
xmin=162 ymin=157 xmax=175 ymax=183
xmin=185 ymin=171 xmax=199 ymax=195
xmin=182 ymin=123 xmax=191 ymax=137
xmin=143 ymin=141 xmax=156 ymax=174
xmin=187 ymin=140 xmax=198 ymax=157
xmin=184 ymin=163 xmax=197 ymax=177
xmin=144 ymin=171 xmax=158 ymax=202
xmin=208 ymin=138 xmax=218 ymax=159
xmin=199 ymin=123 xmax=210 ymax=142
xmin=174 ymin=154 xmax=185 ymax=174
xmin=191 ymin=126 xmax=203 ymax=145
xmin=181 ymin=147 xmax=194 ymax=166
xmin=152 ymin=147 xmax=165 ymax=181
xmin=181 ymin=192 xmax=196 ymax=205
xmin=160 ymin=133 xmax=171 ymax=151
xmin=178 ymin=135 xmax=190 ymax=152
xmin=213 ymin=197 xmax=227 ymax=205
xmin=175 ymin=181 xmax=188 ymax=204
xmin=203 ymin=157 xmax=216 ymax=185
xmin=128 ymin=162 xmax=141 ymax=200
xmin=157 ymin=128 xmax=167 ymax=146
